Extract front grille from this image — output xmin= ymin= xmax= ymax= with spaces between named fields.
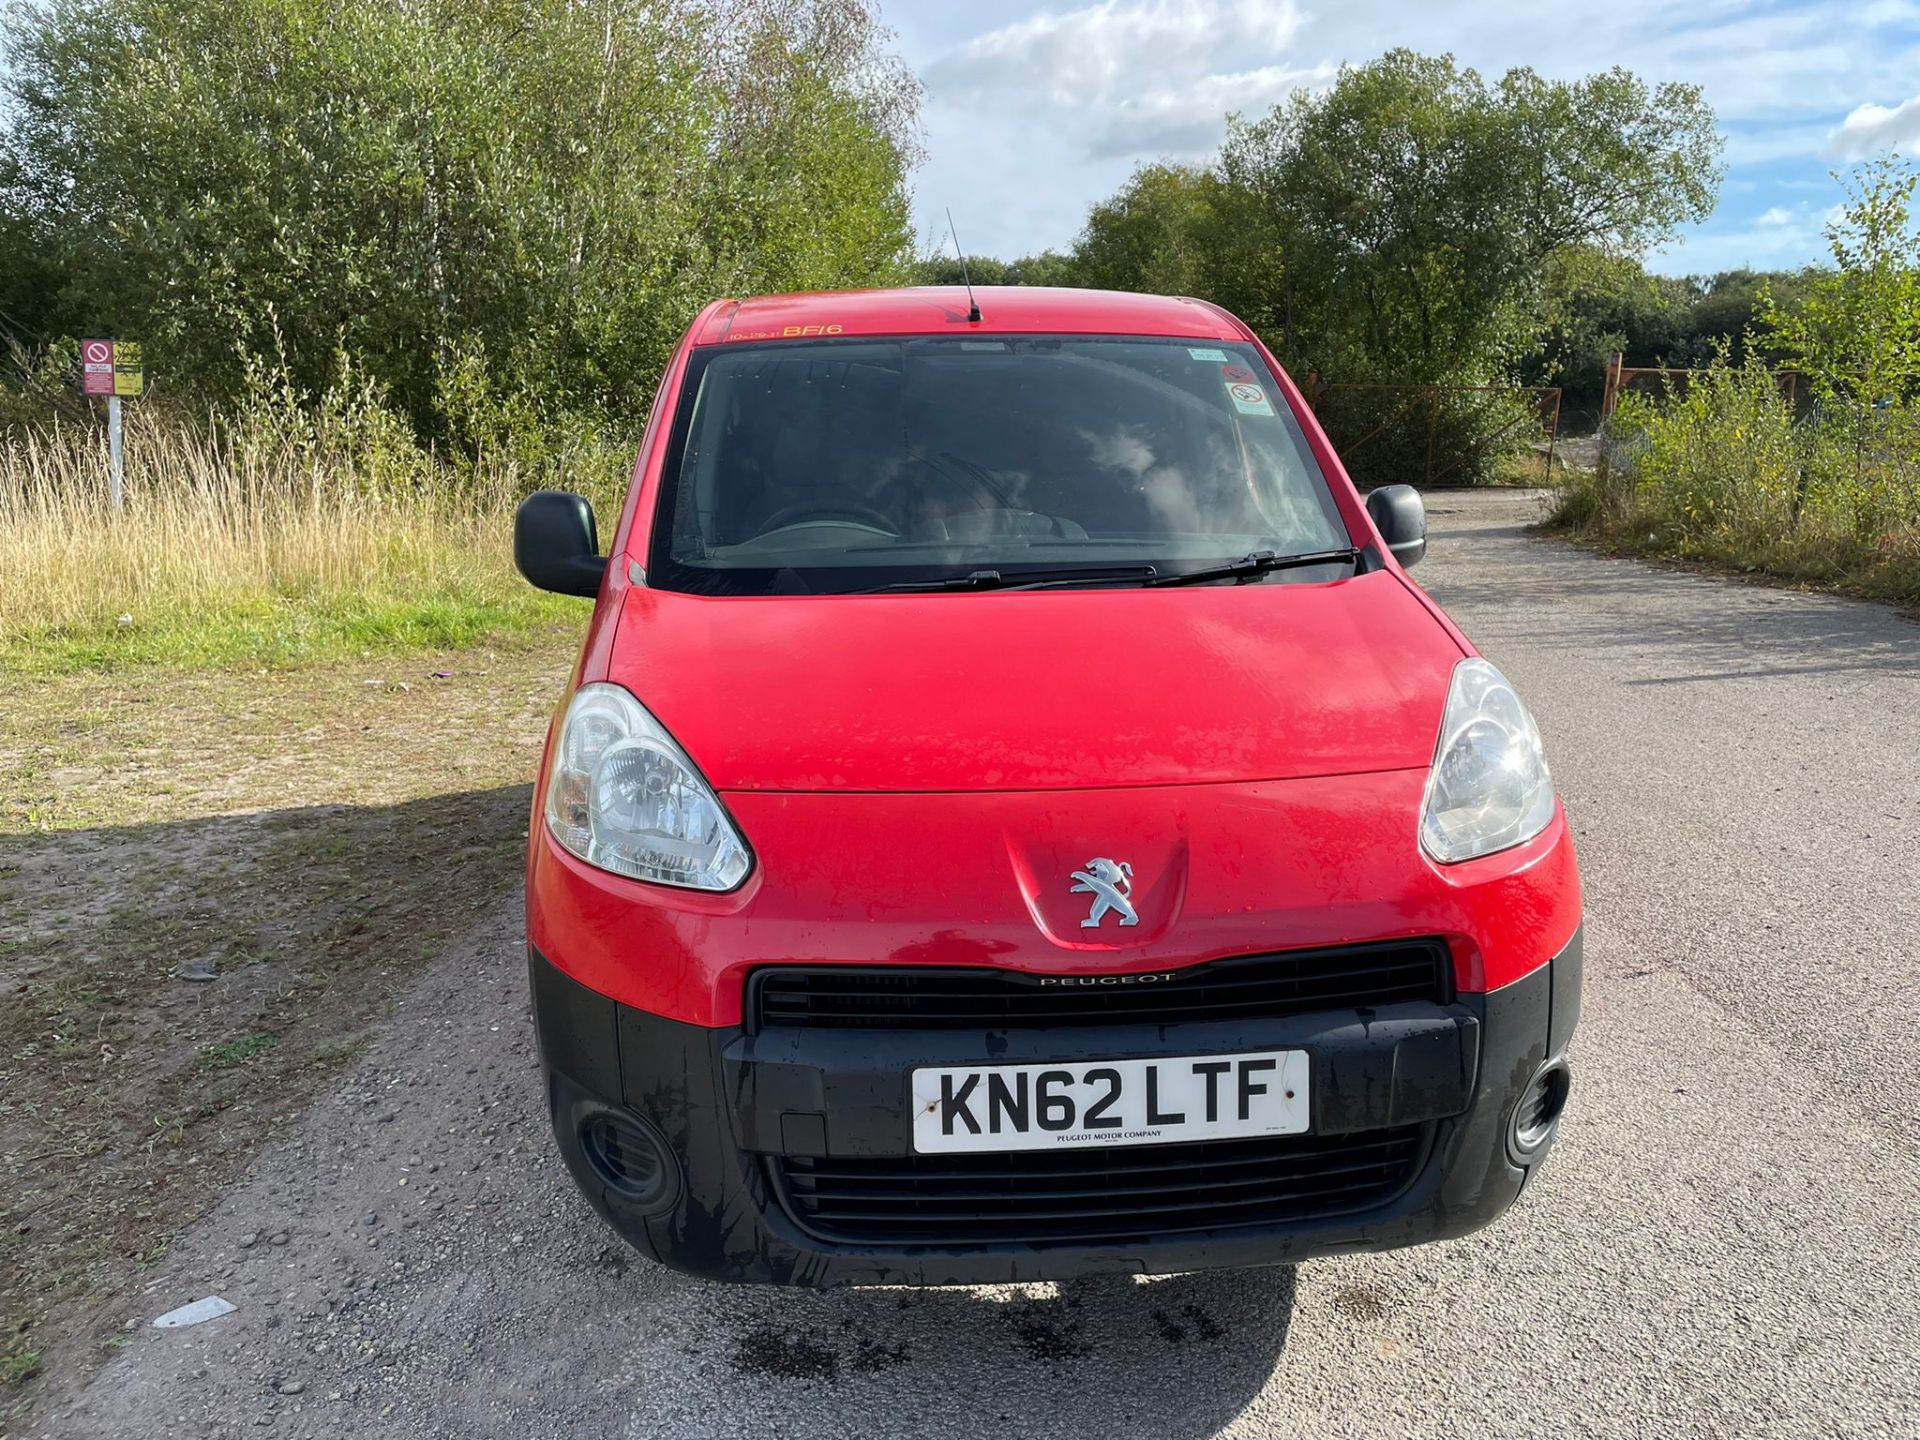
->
xmin=748 ymin=939 xmax=1449 ymax=1031
xmin=771 ymin=1126 xmax=1427 ymax=1247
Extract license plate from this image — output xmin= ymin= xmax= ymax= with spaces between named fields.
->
xmin=909 ymin=1050 xmax=1310 ymax=1154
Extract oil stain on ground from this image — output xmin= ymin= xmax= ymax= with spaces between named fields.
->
xmin=1151 ymin=1303 xmax=1227 ymax=1345
xmin=732 ymin=1326 xmax=911 ymax=1381
xmin=1331 ymin=1282 xmax=1394 ymax=1322
xmin=996 ymin=1300 xmax=1094 ymax=1362
xmin=733 ymin=1327 xmax=841 ymax=1381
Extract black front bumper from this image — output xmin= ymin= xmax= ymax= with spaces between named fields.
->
xmin=528 ymin=934 xmax=1581 ymax=1286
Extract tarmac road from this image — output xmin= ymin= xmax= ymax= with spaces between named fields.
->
xmin=42 ymin=489 xmax=1920 ymax=1439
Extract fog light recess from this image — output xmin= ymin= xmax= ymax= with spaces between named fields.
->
xmin=578 ymin=1108 xmax=678 ymax=1211
xmin=1512 ymin=1061 xmax=1571 ymax=1154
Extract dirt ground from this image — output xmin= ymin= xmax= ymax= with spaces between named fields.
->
xmin=0 ymin=623 xmax=580 ymax=1424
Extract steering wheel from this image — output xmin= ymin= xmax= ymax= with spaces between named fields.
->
xmin=754 ymin=498 xmax=899 ymax=537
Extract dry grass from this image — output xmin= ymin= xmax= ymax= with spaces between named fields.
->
xmin=0 ymin=406 xmax=579 ymax=671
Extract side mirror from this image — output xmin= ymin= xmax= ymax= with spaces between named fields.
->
xmin=1366 ymin=484 xmax=1427 ymax=568
xmin=515 ymin=490 xmax=606 ymax=597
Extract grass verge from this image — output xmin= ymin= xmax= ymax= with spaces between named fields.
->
xmin=1543 ymin=470 xmax=1920 ymax=609
xmin=3 ymin=585 xmax=576 ymax=674
xmin=1544 ymin=358 xmax=1920 ymax=608
xmin=0 ymin=401 xmax=618 ymax=674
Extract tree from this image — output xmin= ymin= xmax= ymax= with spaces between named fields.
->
xmin=0 ymin=0 xmax=919 ymax=447
xmin=914 ymin=251 xmax=1076 ymax=287
xmin=1518 ymin=257 xmax=1811 ymax=419
xmin=1070 ymin=163 xmax=1216 ymax=297
xmin=1688 ymin=270 xmax=1808 ymax=366
xmin=1212 ymin=51 xmax=1722 ymax=384
xmin=1764 ymin=156 xmax=1920 ymax=409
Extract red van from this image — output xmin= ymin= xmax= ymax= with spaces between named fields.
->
xmin=513 ymin=287 xmax=1582 ymax=1286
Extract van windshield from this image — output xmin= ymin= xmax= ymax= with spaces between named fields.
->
xmin=647 ymin=335 xmax=1351 ymax=596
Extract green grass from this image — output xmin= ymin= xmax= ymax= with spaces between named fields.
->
xmin=1 ymin=1349 xmax=41 ymax=1388
xmin=0 ymin=586 xmax=578 ymax=674
xmin=195 ymin=1033 xmax=279 ymax=1072
xmin=1544 ymin=486 xmax=1920 ymax=606
xmin=1547 ymin=359 xmax=1920 ymax=607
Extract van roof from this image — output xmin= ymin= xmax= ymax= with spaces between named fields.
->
xmin=694 ymin=286 xmax=1251 ymax=346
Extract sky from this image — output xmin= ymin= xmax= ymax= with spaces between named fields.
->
xmin=885 ymin=0 xmax=1920 ymax=276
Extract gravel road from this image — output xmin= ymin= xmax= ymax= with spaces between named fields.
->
xmin=39 ymin=489 xmax=1920 ymax=1439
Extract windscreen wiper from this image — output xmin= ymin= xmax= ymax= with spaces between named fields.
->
xmin=1148 ymin=547 xmax=1361 ymax=588
xmin=858 ymin=564 xmax=1158 ymax=595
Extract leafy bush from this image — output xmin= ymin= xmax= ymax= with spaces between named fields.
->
xmin=0 ymin=0 xmax=919 ymax=451
xmin=1309 ymin=385 xmax=1542 ymax=489
xmin=1551 ymin=159 xmax=1920 ymax=604
xmin=1551 ymin=351 xmax=1920 ymax=601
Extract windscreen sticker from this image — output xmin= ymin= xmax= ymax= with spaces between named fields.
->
xmin=1225 ymin=380 xmax=1276 ymax=416
xmin=1187 ymin=347 xmax=1229 ymax=361
xmin=1220 ymin=364 xmax=1256 ymax=382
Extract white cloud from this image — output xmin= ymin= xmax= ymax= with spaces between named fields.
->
xmin=925 ymin=0 xmax=1315 ymax=157
xmin=928 ymin=0 xmax=1306 ymax=103
xmin=1828 ymin=95 xmax=1920 ymax=158
xmin=1857 ymin=0 xmax=1920 ymax=23
xmin=1652 ymin=201 xmax=1845 ymax=276
xmin=899 ymin=0 xmax=1920 ymax=266
xmin=1085 ymin=61 xmax=1335 ymax=158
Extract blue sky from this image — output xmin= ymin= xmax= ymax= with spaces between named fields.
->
xmin=885 ymin=0 xmax=1920 ymax=276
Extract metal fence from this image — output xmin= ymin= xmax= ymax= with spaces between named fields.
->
xmin=1598 ymin=351 xmax=1807 ymax=421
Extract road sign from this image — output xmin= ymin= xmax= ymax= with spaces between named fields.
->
xmin=81 ymin=339 xmax=143 ymax=398
xmin=78 ymin=339 xmax=142 ymax=510
xmin=82 ymin=338 xmax=115 ymax=395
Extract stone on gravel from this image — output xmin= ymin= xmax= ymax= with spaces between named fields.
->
xmin=151 ymin=1296 xmax=236 ymax=1329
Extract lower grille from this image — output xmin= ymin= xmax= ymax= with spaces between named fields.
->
xmin=770 ymin=1126 xmax=1426 ymax=1247
xmin=749 ymin=939 xmax=1450 ymax=1031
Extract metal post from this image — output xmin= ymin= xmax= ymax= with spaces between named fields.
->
xmin=108 ymin=394 xmax=124 ymax=512
xmin=1545 ymin=388 xmax=1562 ymax=480
xmin=1423 ymin=386 xmax=1439 ymax=485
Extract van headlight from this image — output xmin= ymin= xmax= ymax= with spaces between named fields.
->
xmin=544 ymin=683 xmax=751 ymax=891
xmin=1420 ymin=659 xmax=1557 ymax=864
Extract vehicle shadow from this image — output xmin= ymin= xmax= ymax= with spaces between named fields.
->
xmin=645 ymin=1260 xmax=1299 ymax=1438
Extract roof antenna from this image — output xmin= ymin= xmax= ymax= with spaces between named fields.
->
xmin=946 ymin=207 xmax=981 ymax=323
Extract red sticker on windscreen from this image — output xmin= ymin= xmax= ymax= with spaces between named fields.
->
xmin=1221 ymin=364 xmax=1256 ymax=382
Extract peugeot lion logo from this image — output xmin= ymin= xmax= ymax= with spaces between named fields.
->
xmin=1070 ymin=857 xmax=1139 ymax=928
